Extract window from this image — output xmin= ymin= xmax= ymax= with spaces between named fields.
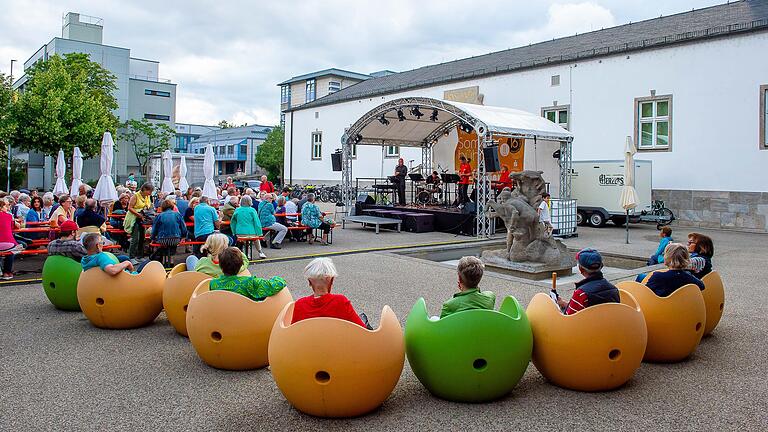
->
xmin=551 ymin=75 xmax=560 ymax=86
xmin=311 ymin=131 xmax=322 ymax=160
xmin=761 ymin=85 xmax=768 ymax=149
xmin=329 ymin=81 xmax=341 ymax=93
xmin=306 ymin=79 xmax=316 ymax=102
xmin=228 ymin=145 xmax=234 ymax=155
xmin=219 ymin=146 xmax=225 ymax=155
xmin=240 ymin=145 xmax=247 ymax=154
xmin=280 ymin=113 xmax=286 ymax=128
xmin=280 ymin=84 xmax=291 ymax=105
xmin=385 ymin=145 xmax=399 ymax=157
xmin=352 ymin=144 xmax=357 ymax=158
xmin=542 ymin=105 xmax=570 ymax=130
xmin=144 ymin=113 xmax=170 ymax=121
xmin=635 ymin=96 xmax=672 ymax=150
xmin=145 ymin=89 xmax=170 ymax=97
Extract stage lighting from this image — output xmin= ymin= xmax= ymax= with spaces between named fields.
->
xmin=410 ymin=106 xmax=423 ymax=119
xmin=355 ymin=134 xmax=363 ymax=143
xmin=378 ymin=115 xmax=390 ymax=126
xmin=430 ymin=109 xmax=439 ymax=121
xmin=460 ymin=122 xmax=473 ymax=133
xmin=397 ymin=109 xmax=406 ymax=121
xmin=552 ymin=149 xmax=561 ymax=159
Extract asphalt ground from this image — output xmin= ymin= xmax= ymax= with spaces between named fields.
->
xmin=1 ymin=221 xmax=766 ymax=431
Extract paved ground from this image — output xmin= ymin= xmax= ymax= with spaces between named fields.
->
xmin=1 ymin=221 xmax=766 ymax=431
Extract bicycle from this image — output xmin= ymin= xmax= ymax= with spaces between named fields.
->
xmin=640 ymin=200 xmax=675 ymax=229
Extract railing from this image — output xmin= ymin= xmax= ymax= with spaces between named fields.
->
xmin=129 ymin=74 xmax=172 ymax=83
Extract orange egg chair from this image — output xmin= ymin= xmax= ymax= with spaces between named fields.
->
xmin=186 ymin=279 xmax=292 ymax=370
xmin=617 ymin=281 xmax=705 ymax=363
xmin=268 ymin=303 xmax=405 ymax=417
xmin=77 ymin=260 xmax=166 ymax=329
xmin=526 ymin=289 xmax=647 ymax=391
xmin=162 ymin=264 xmax=212 ymax=337
xmin=700 ymin=271 xmax=725 ymax=335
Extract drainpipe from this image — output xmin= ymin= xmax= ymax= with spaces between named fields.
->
xmin=289 ymin=111 xmax=294 ymax=184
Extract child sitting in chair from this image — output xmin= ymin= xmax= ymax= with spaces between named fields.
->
xmin=80 ymin=233 xmax=135 ymax=275
xmin=440 ymin=256 xmax=496 ymax=318
xmin=209 ymin=247 xmax=286 ymax=301
xmin=292 ymin=257 xmax=370 ymax=328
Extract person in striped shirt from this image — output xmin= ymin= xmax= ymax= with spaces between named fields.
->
xmin=556 ymin=248 xmax=619 ymax=315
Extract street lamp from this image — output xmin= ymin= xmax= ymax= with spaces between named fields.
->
xmin=7 ymin=59 xmax=16 ymax=192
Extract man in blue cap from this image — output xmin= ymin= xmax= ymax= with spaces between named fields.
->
xmin=556 ymin=248 xmax=620 ymax=315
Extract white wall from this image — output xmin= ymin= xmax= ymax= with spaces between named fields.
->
xmin=285 ymin=31 xmax=768 ymax=192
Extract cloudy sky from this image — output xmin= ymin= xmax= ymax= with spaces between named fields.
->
xmin=0 ymin=0 xmax=723 ymax=126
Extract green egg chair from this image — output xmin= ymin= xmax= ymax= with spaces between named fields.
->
xmin=405 ymin=296 xmax=533 ymax=403
xmin=42 ymin=255 xmax=83 ymax=311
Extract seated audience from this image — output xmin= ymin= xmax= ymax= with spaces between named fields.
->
xmin=47 ymin=220 xmax=87 ymax=261
xmin=687 ymin=232 xmax=714 ymax=279
xmin=646 ymin=243 xmax=705 ymax=297
xmin=209 ymin=247 xmax=285 ymax=300
xmin=0 ymin=199 xmax=22 ymax=280
xmin=557 ymin=248 xmax=620 ymax=315
xmin=49 ymin=195 xmax=75 ymax=229
xmin=648 ymin=226 xmax=673 ymax=265
xmin=150 ymin=199 xmax=188 ymax=262
xmin=76 ymin=199 xmax=107 ymax=235
xmin=292 ymin=257 xmax=370 ymax=328
xmin=41 ymin=193 xmax=54 ymax=220
xmin=275 ymin=196 xmax=288 ymax=226
xmin=230 ymin=195 xmax=266 ymax=259
xmin=301 ymin=193 xmax=331 ymax=246
xmin=73 ymin=194 xmax=87 ymax=220
xmin=193 ymin=196 xmax=221 ymax=256
xmin=80 ymin=233 xmax=134 ymax=276
xmin=186 ymin=233 xmax=248 ymax=277
xmin=25 ymin=196 xmax=45 ymax=224
xmin=258 ymin=193 xmax=287 ymax=249
xmin=16 ymin=193 xmax=31 ymax=220
xmin=440 ymin=256 xmax=495 ymax=318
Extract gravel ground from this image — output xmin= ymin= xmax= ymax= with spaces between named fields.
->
xmin=0 ymin=222 xmax=766 ymax=431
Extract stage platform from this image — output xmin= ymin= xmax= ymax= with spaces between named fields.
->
xmin=356 ymin=203 xmax=476 ymax=236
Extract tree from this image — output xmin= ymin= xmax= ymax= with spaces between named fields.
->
xmin=120 ymin=118 xmax=174 ymax=176
xmin=255 ymin=126 xmax=283 ymax=183
xmin=10 ymin=53 xmax=119 ymax=158
xmin=217 ymin=120 xmax=234 ymax=129
xmin=0 ymin=74 xmax=25 ymax=190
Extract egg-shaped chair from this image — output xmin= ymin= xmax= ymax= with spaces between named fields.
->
xmin=42 ymin=255 xmax=83 ymax=311
xmin=526 ymin=290 xmax=647 ymax=391
xmin=617 ymin=281 xmax=705 ymax=363
xmin=77 ymin=259 xmax=166 ymax=329
xmin=700 ymin=271 xmax=725 ymax=336
xmin=186 ymin=279 xmax=292 ymax=370
xmin=404 ymin=296 xmax=532 ymax=402
xmin=268 ymin=303 xmax=405 ymax=417
xmin=162 ymin=264 xmax=212 ymax=337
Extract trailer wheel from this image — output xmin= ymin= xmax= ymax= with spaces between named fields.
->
xmin=588 ymin=212 xmax=606 ymax=227
xmin=577 ymin=211 xmax=587 ymax=226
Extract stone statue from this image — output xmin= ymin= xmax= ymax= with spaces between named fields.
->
xmin=485 ymin=170 xmax=574 ymax=268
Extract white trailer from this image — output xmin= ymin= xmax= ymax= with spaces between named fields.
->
xmin=571 ymin=160 xmax=652 ymax=227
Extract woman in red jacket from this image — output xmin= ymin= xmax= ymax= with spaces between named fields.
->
xmin=457 ymin=155 xmax=472 ymax=205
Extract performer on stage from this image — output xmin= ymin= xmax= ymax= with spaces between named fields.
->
xmin=494 ymin=164 xmax=513 ymax=197
xmin=426 ymin=170 xmax=442 ymax=193
xmin=394 ymin=158 xmax=408 ymax=206
xmin=457 ymin=155 xmax=472 ymax=205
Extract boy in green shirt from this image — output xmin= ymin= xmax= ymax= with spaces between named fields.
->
xmin=440 ymin=256 xmax=495 ymax=318
xmin=210 ymin=247 xmax=286 ymax=301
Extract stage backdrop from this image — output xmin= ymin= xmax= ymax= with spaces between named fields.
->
xmin=452 ymin=127 xmax=525 ymax=173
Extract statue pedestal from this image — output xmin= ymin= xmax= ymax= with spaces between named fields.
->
xmin=481 ymin=249 xmax=574 ymax=280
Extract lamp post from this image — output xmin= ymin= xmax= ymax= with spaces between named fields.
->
xmin=7 ymin=59 xmax=16 ymax=192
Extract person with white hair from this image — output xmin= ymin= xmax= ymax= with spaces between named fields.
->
xmin=258 ymin=193 xmax=287 ymax=249
xmin=259 ymin=175 xmax=275 ymax=194
xmin=15 ymin=193 xmax=31 ymax=220
xmin=41 ymin=192 xmax=55 ymax=220
xmin=290 ymin=257 xmax=370 ymax=328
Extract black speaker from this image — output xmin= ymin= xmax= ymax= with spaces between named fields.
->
xmin=356 ymin=193 xmax=375 ymax=205
xmin=331 ymin=152 xmax=342 ymax=171
xmin=483 ymin=145 xmax=501 ymax=172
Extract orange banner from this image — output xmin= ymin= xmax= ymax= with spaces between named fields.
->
xmin=453 ymin=128 xmax=525 ymax=173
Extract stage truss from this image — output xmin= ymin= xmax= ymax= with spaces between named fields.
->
xmin=340 ymin=97 xmax=573 ymax=238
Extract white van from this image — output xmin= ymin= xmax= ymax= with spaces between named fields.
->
xmin=571 ymin=160 xmax=652 ymax=227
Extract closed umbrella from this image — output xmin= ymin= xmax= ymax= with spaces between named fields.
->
xmin=53 ymin=149 xmax=69 ymax=196
xmin=202 ymin=143 xmax=217 ymax=199
xmin=160 ymin=149 xmax=175 ymax=194
xmin=93 ymin=132 xmax=119 ymax=205
xmin=620 ymin=136 xmax=639 ymax=244
xmin=178 ymin=155 xmax=190 ymax=193
xmin=70 ymin=147 xmax=83 ymax=197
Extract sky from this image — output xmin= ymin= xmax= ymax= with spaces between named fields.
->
xmin=0 ymin=0 xmax=725 ymax=126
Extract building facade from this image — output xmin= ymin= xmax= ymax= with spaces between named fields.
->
xmin=188 ymin=125 xmax=273 ymax=176
xmin=13 ymin=12 xmax=177 ymax=188
xmin=282 ymin=1 xmax=768 ymax=232
xmin=174 ymin=123 xmax=221 ymax=153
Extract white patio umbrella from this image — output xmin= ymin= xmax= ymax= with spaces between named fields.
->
xmin=69 ymin=147 xmax=83 ymax=197
xmin=160 ymin=149 xmax=175 ymax=194
xmin=178 ymin=155 xmax=190 ymax=193
xmin=52 ymin=149 xmax=69 ymax=196
xmin=202 ymin=143 xmax=217 ymax=199
xmin=93 ymin=132 xmax=119 ymax=205
xmin=620 ymin=136 xmax=639 ymax=244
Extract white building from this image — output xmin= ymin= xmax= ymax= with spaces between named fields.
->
xmin=14 ymin=12 xmax=177 ymax=188
xmin=188 ymin=124 xmax=273 ymax=177
xmin=283 ymin=1 xmax=768 ymax=232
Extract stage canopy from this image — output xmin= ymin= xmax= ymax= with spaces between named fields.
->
xmin=340 ymin=97 xmax=574 ymax=238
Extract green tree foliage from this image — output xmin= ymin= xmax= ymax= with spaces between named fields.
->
xmin=255 ymin=126 xmax=283 ymax=182
xmin=0 ymin=73 xmax=14 ymax=144
xmin=120 ymin=118 xmax=174 ymax=176
xmin=10 ymin=53 xmax=119 ymax=158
